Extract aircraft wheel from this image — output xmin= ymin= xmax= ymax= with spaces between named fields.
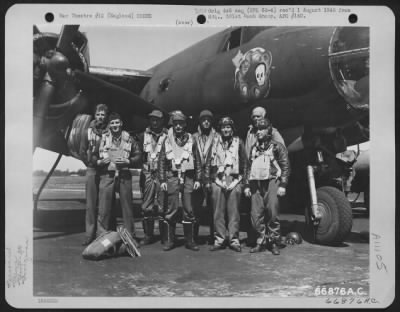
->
xmin=305 ymin=186 xmax=353 ymax=245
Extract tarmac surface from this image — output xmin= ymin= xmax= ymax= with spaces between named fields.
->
xmin=33 ymin=193 xmax=369 ymax=298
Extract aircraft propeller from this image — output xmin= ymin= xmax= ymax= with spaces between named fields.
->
xmin=33 ymin=25 xmax=79 ymax=148
xmin=33 ymin=25 xmax=158 ymax=153
xmin=33 ymin=25 xmax=85 ymax=152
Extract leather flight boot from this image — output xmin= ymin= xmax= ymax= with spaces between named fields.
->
xmin=208 ymin=221 xmax=214 ymax=245
xmin=163 ymin=221 xmax=176 ymax=251
xmin=271 ymin=243 xmax=280 ymax=255
xmin=140 ymin=217 xmax=155 ymax=246
xmin=193 ymin=222 xmax=200 ymax=243
xmin=269 ymin=224 xmax=281 ymax=255
xmin=183 ymin=221 xmax=199 ymax=251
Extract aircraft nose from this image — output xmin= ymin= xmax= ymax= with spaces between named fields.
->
xmin=328 ymin=27 xmax=369 ymax=111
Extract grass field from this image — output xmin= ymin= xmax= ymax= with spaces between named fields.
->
xmin=33 ymin=175 xmax=142 ymax=199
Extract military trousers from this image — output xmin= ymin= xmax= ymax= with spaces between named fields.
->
xmin=211 ymin=182 xmax=242 ymax=247
xmin=140 ymin=168 xmax=164 ymax=218
xmin=163 ymin=170 xmax=196 ymax=224
xmin=85 ymin=167 xmax=100 ymax=240
xmin=98 ymin=171 xmax=136 ymax=237
xmin=192 ymin=185 xmax=213 ymax=232
xmin=250 ymin=179 xmax=281 ymax=245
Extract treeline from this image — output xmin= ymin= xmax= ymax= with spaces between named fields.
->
xmin=33 ymin=169 xmax=86 ymax=176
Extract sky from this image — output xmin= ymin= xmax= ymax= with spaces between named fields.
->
xmin=33 ymin=25 xmax=369 ymax=171
xmin=33 ymin=25 xmax=224 ymax=171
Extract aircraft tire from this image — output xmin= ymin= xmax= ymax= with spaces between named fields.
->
xmin=305 ymin=186 xmax=353 ymax=245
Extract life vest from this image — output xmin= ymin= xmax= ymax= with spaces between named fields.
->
xmin=164 ymin=128 xmax=194 ymax=172
xmin=143 ymin=128 xmax=167 ymax=170
xmin=194 ymin=127 xmax=218 ymax=166
xmin=100 ymin=130 xmax=132 ymax=171
xmin=211 ymin=136 xmax=240 ymax=175
xmin=249 ymin=142 xmax=275 ymax=180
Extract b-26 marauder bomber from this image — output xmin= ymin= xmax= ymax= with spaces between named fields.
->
xmin=33 ymin=25 xmax=369 ymax=245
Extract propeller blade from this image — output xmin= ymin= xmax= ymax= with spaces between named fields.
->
xmin=33 ymin=25 xmax=40 ymax=35
xmin=33 ymin=73 xmax=56 ymax=151
xmin=56 ymin=25 xmax=80 ymax=54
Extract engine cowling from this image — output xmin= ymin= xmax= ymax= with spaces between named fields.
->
xmin=66 ymin=114 xmax=92 ymax=164
xmin=33 ymin=27 xmax=90 ymax=152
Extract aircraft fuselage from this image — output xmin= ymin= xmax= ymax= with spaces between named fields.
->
xmin=140 ymin=26 xmax=369 ymax=139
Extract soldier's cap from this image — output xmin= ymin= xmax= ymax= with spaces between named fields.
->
xmin=170 ymin=111 xmax=187 ymax=122
xmin=148 ymin=109 xmax=164 ymax=119
xmin=218 ymin=116 xmax=236 ymax=131
xmin=108 ymin=112 xmax=122 ymax=122
xmin=199 ymin=109 xmax=213 ymax=120
xmin=219 ymin=116 xmax=234 ymax=125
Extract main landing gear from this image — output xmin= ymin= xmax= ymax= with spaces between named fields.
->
xmin=305 ymin=166 xmax=353 ymax=245
xmin=303 ymin=141 xmax=353 ymax=245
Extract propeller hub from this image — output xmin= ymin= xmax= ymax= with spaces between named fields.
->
xmin=47 ymin=51 xmax=70 ymax=81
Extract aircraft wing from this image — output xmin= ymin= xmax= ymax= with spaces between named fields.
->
xmin=88 ymin=66 xmax=153 ymax=95
xmin=73 ymin=69 xmax=159 ymax=116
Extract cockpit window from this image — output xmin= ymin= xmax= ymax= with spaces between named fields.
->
xmin=329 ymin=27 xmax=369 ymax=110
xmin=222 ymin=28 xmax=242 ymax=51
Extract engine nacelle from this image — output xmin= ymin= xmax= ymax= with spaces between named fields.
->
xmin=66 ymin=114 xmax=93 ymax=164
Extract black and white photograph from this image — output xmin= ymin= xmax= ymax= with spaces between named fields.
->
xmin=5 ymin=4 xmax=395 ymax=309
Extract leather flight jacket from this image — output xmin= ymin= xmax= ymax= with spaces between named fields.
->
xmin=192 ymin=128 xmax=218 ymax=184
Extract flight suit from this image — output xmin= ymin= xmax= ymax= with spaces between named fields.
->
xmin=244 ymin=124 xmax=285 ymax=245
xmin=79 ymin=120 xmax=107 ymax=243
xmin=97 ymin=130 xmax=141 ymax=237
xmin=138 ymin=127 xmax=168 ymax=243
xmin=158 ymin=128 xmax=202 ymax=250
xmin=206 ymin=136 xmax=248 ymax=248
xmin=192 ymin=127 xmax=219 ymax=243
xmin=248 ymin=140 xmax=290 ymax=246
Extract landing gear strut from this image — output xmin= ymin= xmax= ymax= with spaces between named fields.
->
xmin=305 ymin=149 xmax=353 ymax=245
xmin=306 ymin=165 xmax=322 ymax=224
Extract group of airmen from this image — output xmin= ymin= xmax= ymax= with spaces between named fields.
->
xmin=80 ymin=103 xmax=290 ymax=257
